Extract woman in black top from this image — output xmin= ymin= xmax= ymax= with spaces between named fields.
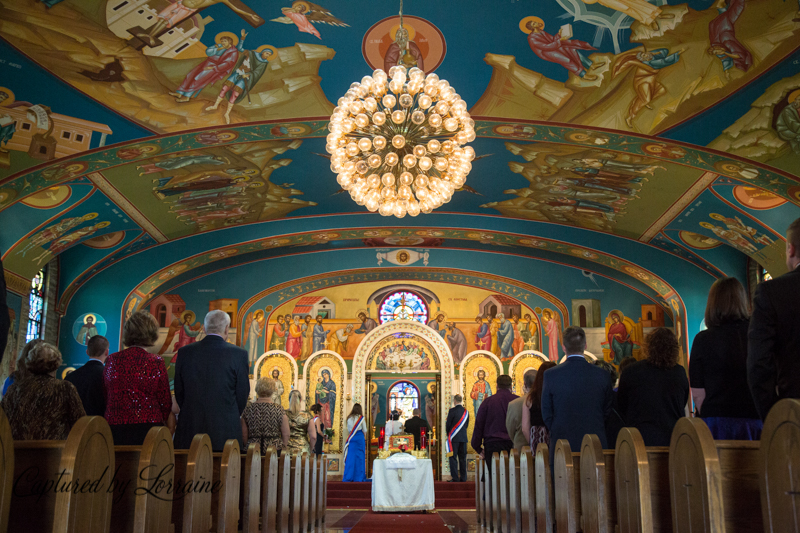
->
xmin=618 ymin=328 xmax=689 ymax=446
xmin=689 ymin=277 xmax=761 ymax=439
xmin=310 ymin=403 xmax=324 ymax=454
xmin=521 ymin=361 xmax=556 ymax=452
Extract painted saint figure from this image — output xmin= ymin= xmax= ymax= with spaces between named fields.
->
xmin=446 ymin=322 xmax=467 ymax=364
xmin=707 ymin=0 xmax=752 ymax=77
xmin=496 ymin=313 xmax=516 ymax=360
xmin=246 ymin=311 xmax=264 ymax=365
xmin=612 ymin=48 xmax=683 ymax=127
xmin=384 ymin=25 xmax=424 ymax=72
xmin=608 ymin=312 xmax=633 ymax=364
xmin=581 ymin=0 xmax=673 ymax=30
xmin=427 ymin=312 xmax=446 ymax=338
xmin=270 ymin=315 xmax=287 ymax=350
xmin=313 ymin=315 xmax=331 ymax=353
xmin=511 ymin=314 xmax=525 ymax=355
xmin=169 ymin=31 xmax=246 ymax=103
xmin=206 ymin=45 xmax=274 ymax=124
xmin=329 ymin=324 xmax=354 ymax=354
xmin=271 ymin=368 xmax=285 ymax=404
xmin=470 ymin=369 xmax=492 ymax=413
xmin=286 ymin=316 xmax=303 ymax=359
xmin=542 ymin=310 xmax=562 ymax=361
xmin=425 ymin=384 xmax=436 ymax=432
xmin=354 ymin=312 xmax=378 ymax=334
xmin=76 ymin=315 xmax=98 ymax=345
xmin=272 ymin=2 xmax=348 ymax=39
xmin=521 ymin=314 xmax=539 ymax=350
xmin=299 ymin=315 xmax=314 ymax=360
xmin=474 ymin=316 xmax=491 ymax=350
xmin=18 ymin=213 xmax=97 ymax=257
xmin=523 ymin=17 xmax=596 ymax=80
xmin=316 ymin=369 xmax=337 ymax=429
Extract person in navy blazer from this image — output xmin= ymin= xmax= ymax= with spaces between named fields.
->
xmin=445 ymin=394 xmax=469 ymax=482
xmin=542 ymin=326 xmax=613 ymax=465
xmin=174 ymin=310 xmax=250 ymax=452
xmin=64 ymin=335 xmax=108 ymax=416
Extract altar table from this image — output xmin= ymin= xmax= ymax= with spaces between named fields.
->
xmin=371 ymin=454 xmax=435 ymax=512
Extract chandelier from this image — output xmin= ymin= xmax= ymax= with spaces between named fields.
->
xmin=327 ymin=17 xmax=475 ymax=217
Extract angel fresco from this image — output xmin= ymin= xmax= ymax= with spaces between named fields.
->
xmin=272 ymin=1 xmax=349 ymax=39
xmin=521 ymin=16 xmax=597 ymax=81
xmin=169 ymin=31 xmax=246 ymax=103
xmin=159 ymin=310 xmax=204 ymax=361
xmin=206 ymin=45 xmax=276 ymax=124
xmin=707 ymin=0 xmax=752 ymax=79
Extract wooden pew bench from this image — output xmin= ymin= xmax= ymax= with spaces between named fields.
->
xmin=580 ymin=434 xmax=616 ymax=533
xmin=759 ymin=399 xmax=800 ymax=532
xmin=554 ymin=440 xmax=581 ymax=533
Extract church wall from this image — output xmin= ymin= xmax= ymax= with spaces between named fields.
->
xmin=1 ymin=291 xmax=22 ymax=386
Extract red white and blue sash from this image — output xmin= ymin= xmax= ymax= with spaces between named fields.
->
xmin=343 ymin=415 xmax=364 ymax=463
xmin=446 ymin=409 xmax=469 ymax=457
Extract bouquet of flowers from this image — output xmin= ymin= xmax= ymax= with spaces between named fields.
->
xmin=323 ymin=428 xmax=335 ymax=444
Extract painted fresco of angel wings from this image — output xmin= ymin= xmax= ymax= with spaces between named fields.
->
xmin=272 ymin=1 xmax=348 ymax=39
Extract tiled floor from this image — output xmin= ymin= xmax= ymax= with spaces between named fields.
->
xmin=321 ymin=508 xmax=481 ymax=532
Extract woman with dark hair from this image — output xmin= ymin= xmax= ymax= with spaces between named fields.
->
xmin=342 ymin=403 xmax=368 ymax=482
xmin=1 ymin=342 xmax=85 ymax=440
xmin=521 ymin=361 xmax=556 ymax=452
xmin=689 ymin=277 xmax=761 ymax=439
xmin=104 ymin=310 xmax=174 ymax=445
xmin=618 ymin=328 xmax=689 ymax=446
xmin=310 ymin=403 xmax=324 ymax=455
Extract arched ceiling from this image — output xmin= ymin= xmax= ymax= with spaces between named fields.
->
xmin=0 ymin=0 xmax=798 ymax=335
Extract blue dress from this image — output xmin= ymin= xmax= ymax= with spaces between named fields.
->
xmin=342 ymin=417 xmax=368 ymax=482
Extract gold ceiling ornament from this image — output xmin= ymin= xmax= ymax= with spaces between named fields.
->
xmin=326 ymin=3 xmax=475 ymax=217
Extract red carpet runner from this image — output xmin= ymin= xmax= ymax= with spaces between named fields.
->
xmin=327 ymin=481 xmax=475 ymax=509
xmin=348 ymin=511 xmax=451 ymax=532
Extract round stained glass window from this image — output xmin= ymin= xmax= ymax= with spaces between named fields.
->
xmin=379 ymin=291 xmax=429 ymax=325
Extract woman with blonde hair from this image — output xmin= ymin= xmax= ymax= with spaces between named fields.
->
xmin=285 ymin=389 xmax=316 ymax=454
xmin=689 ymin=277 xmax=761 ymax=439
xmin=2 ymin=338 xmax=42 ymax=396
xmin=104 ymin=310 xmax=173 ymax=445
xmin=241 ymin=378 xmax=289 ymax=453
xmin=1 ymin=342 xmax=85 ymax=440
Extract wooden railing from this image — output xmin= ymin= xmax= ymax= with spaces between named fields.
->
xmin=0 ymin=412 xmax=328 ymax=533
xmin=475 ymin=398 xmax=800 ymax=533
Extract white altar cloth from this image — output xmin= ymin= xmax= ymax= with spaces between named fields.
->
xmin=371 ymin=455 xmax=435 ymax=512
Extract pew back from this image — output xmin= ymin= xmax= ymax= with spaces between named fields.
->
xmin=580 ymin=434 xmax=616 ymax=533
xmin=554 ymin=440 xmax=580 ymax=533
xmin=535 ymin=443 xmax=554 ymax=533
xmin=262 ymin=448 xmax=279 ymax=532
xmin=519 ymin=449 xmax=535 ymax=533
xmin=242 ymin=444 xmax=260 ymax=533
xmin=759 ymin=398 xmax=800 ymax=532
xmin=0 ymin=410 xmax=12 ymax=533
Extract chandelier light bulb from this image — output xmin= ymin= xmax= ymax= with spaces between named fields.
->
xmin=329 ymin=64 xmax=475 ymax=217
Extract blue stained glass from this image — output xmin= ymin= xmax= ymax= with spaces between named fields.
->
xmin=26 ymin=269 xmax=45 ymax=343
xmin=379 ymin=291 xmax=428 ymax=325
xmin=388 ymin=381 xmax=420 ymax=419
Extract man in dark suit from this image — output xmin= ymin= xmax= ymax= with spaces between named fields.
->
xmin=445 ymin=394 xmax=469 ymax=482
xmin=174 ymin=310 xmax=250 ymax=451
xmin=542 ymin=326 xmax=613 ymax=465
xmin=403 ymin=408 xmax=431 ymax=450
xmin=65 ymin=335 xmax=108 ymax=416
xmin=748 ymin=217 xmax=800 ymax=420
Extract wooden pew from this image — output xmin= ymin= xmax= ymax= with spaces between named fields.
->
xmin=615 ymin=428 xmax=671 ymax=533
xmin=170 ymin=434 xmax=214 ymax=533
xmin=484 ymin=456 xmax=494 ymax=530
xmin=241 ymin=444 xmax=260 ymax=533
xmin=476 ymin=457 xmax=484 ymax=526
xmin=535 ymin=443 xmax=555 ymax=533
xmin=0 ymin=408 xmax=13 ymax=533
xmin=214 ymin=439 xmax=241 ymax=533
xmin=668 ymin=417 xmax=761 ymax=533
xmin=498 ymin=450 xmax=513 ymax=533
xmin=519 ymin=449 xmax=536 ymax=533
xmin=261 ymin=447 xmax=279 ymax=532
xmin=298 ymin=453 xmax=310 ymax=533
xmin=320 ymin=454 xmax=327 ymax=527
xmin=580 ymin=434 xmax=616 ymax=533
xmin=275 ymin=452 xmax=291 ymax=533
xmin=759 ymin=398 xmax=800 ymax=531
xmin=508 ymin=450 xmax=522 ymax=533
xmin=315 ymin=454 xmax=324 ymax=529
xmin=554 ymin=439 xmax=581 ymax=533
xmin=110 ymin=426 xmax=174 ymax=533
xmin=307 ymin=453 xmax=316 ymax=532
xmin=491 ymin=453 xmax=503 ymax=532
xmin=288 ymin=454 xmax=302 ymax=533
xmin=9 ymin=415 xmax=114 ymax=533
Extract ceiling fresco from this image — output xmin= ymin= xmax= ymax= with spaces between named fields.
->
xmin=0 ymin=0 xmax=798 ymax=359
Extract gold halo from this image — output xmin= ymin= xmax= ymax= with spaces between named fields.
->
xmin=389 ymin=23 xmax=416 ymax=41
xmin=426 ymin=382 xmax=436 ymax=394
xmin=519 ymin=16 xmax=544 ymax=34
xmin=788 ymin=89 xmax=800 ymax=104
xmin=292 ymin=0 xmax=311 ymax=13
xmin=709 ymin=213 xmax=724 ymax=221
xmin=370 ymin=382 xmax=378 ymax=394
xmin=356 ymin=308 xmax=369 ymax=319
xmin=215 ymin=31 xmax=239 ymax=47
xmin=256 ymin=44 xmax=278 ymax=57
xmin=265 ymin=305 xmax=274 ymax=314
xmin=254 ymin=310 xmax=264 ymax=319
xmin=269 ymin=366 xmax=283 ymax=377
xmin=430 ymin=310 xmax=447 ymax=322
xmin=180 ymin=310 xmax=196 ymax=324
xmin=62 ymin=367 xmax=75 ymax=379
xmin=82 ymin=212 xmax=99 ymax=221
xmin=699 ymin=222 xmax=714 ymax=229
xmin=0 ymin=87 xmax=15 ymax=107
xmin=84 ymin=313 xmax=97 ymax=324
xmin=473 ymin=366 xmax=487 ymax=378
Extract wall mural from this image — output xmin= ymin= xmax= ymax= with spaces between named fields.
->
xmin=304 ymin=351 xmax=345 ymax=452
xmin=461 ymin=352 xmax=502 ymax=454
xmin=509 ymin=351 xmax=547 ymax=397
xmin=254 ymin=351 xmax=297 ymax=409
xmin=71 ymin=312 xmax=107 ymax=345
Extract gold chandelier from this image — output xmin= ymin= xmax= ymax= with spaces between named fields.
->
xmin=327 ymin=20 xmax=475 ymax=217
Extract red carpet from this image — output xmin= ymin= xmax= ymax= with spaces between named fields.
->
xmin=327 ymin=480 xmax=475 ymax=510
xmin=348 ymin=510 xmax=451 ymax=532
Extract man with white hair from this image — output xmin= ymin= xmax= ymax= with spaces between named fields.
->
xmin=174 ymin=310 xmax=250 ymax=451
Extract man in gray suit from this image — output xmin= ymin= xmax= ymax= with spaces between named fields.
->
xmin=174 ymin=310 xmax=250 ymax=451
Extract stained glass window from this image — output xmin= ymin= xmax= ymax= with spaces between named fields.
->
xmin=379 ymin=291 xmax=428 ymax=324
xmin=26 ymin=269 xmax=45 ymax=343
xmin=388 ymin=381 xmax=419 ymax=421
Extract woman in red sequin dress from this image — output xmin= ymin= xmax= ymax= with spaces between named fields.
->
xmin=104 ymin=311 xmax=174 ymax=445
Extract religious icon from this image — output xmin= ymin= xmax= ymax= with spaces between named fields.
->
xmin=470 ymin=368 xmax=492 ymax=414
xmin=270 ymin=367 xmax=286 ymax=403
xmin=72 ymin=313 xmax=107 ymax=345
xmin=316 ymin=367 xmax=337 ymax=430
